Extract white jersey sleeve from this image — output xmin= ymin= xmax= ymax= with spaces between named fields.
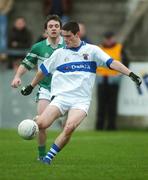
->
xmin=92 ymin=45 xmax=113 ymax=67
xmin=40 ymin=49 xmax=60 ymax=75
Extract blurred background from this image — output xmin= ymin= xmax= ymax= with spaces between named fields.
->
xmin=0 ymin=0 xmax=148 ymax=130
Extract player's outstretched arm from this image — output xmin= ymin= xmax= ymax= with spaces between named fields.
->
xmin=110 ymin=60 xmax=142 ymax=87
xmin=11 ymin=65 xmax=28 ymax=88
xmin=21 ymin=70 xmax=45 ymax=96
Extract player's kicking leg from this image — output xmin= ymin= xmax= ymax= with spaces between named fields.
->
xmin=42 ymin=108 xmax=87 ymax=164
xmin=36 ymin=103 xmax=62 ymax=160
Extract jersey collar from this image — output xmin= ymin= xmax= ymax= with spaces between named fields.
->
xmin=46 ymin=36 xmax=64 ymax=46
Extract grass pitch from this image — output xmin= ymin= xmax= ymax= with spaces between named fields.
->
xmin=0 ymin=129 xmax=148 ymax=180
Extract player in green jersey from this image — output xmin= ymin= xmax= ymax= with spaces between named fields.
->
xmin=11 ymin=15 xmax=65 ymax=160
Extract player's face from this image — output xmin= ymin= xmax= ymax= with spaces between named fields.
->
xmin=103 ymin=37 xmax=116 ymax=46
xmin=46 ymin=20 xmax=61 ymax=38
xmin=61 ymin=30 xmax=78 ymax=48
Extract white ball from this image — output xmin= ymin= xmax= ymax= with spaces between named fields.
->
xmin=18 ymin=119 xmax=39 ymax=140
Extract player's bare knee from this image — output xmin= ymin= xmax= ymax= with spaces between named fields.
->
xmin=36 ymin=116 xmax=46 ymax=129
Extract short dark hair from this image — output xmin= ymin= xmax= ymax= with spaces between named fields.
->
xmin=103 ymin=31 xmax=115 ymax=38
xmin=62 ymin=21 xmax=80 ymax=35
xmin=44 ymin=14 xmax=62 ymax=29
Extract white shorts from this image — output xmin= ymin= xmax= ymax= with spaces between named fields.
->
xmin=36 ymin=87 xmax=51 ymax=102
xmin=50 ymin=96 xmax=90 ymax=115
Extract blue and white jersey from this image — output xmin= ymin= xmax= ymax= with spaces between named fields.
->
xmin=40 ymin=41 xmax=113 ymax=102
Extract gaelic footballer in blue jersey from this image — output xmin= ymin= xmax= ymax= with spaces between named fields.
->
xmin=21 ymin=21 xmax=142 ymax=165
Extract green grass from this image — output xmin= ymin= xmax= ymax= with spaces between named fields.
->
xmin=0 ymin=130 xmax=148 ymax=180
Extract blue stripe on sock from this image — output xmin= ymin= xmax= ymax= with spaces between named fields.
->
xmin=47 ymin=153 xmax=54 ymax=159
xmin=52 ymin=144 xmax=60 ymax=152
xmin=50 ymin=151 xmax=56 ymax=156
xmin=45 ymin=155 xmax=52 ymax=160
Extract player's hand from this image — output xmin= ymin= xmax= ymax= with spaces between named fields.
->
xmin=21 ymin=84 xmax=34 ymax=96
xmin=129 ymin=72 xmax=142 ymax=87
xmin=11 ymin=77 xmax=21 ymax=88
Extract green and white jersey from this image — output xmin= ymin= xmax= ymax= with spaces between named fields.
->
xmin=22 ymin=37 xmax=65 ymax=90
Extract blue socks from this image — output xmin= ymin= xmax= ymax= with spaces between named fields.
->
xmin=43 ymin=143 xmax=60 ymax=164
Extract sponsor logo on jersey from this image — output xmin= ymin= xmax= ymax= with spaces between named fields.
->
xmin=57 ymin=61 xmax=97 ymax=73
xmin=71 ymin=64 xmax=90 ymax=70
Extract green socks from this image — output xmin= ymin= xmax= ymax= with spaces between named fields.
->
xmin=38 ymin=145 xmax=46 ymax=157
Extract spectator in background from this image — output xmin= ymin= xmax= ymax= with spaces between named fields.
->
xmin=96 ymin=31 xmax=129 ymax=130
xmin=8 ymin=16 xmax=32 ymax=71
xmin=0 ymin=0 xmax=14 ymax=52
xmin=79 ymin=22 xmax=91 ymax=44
xmin=43 ymin=0 xmax=72 ymax=24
